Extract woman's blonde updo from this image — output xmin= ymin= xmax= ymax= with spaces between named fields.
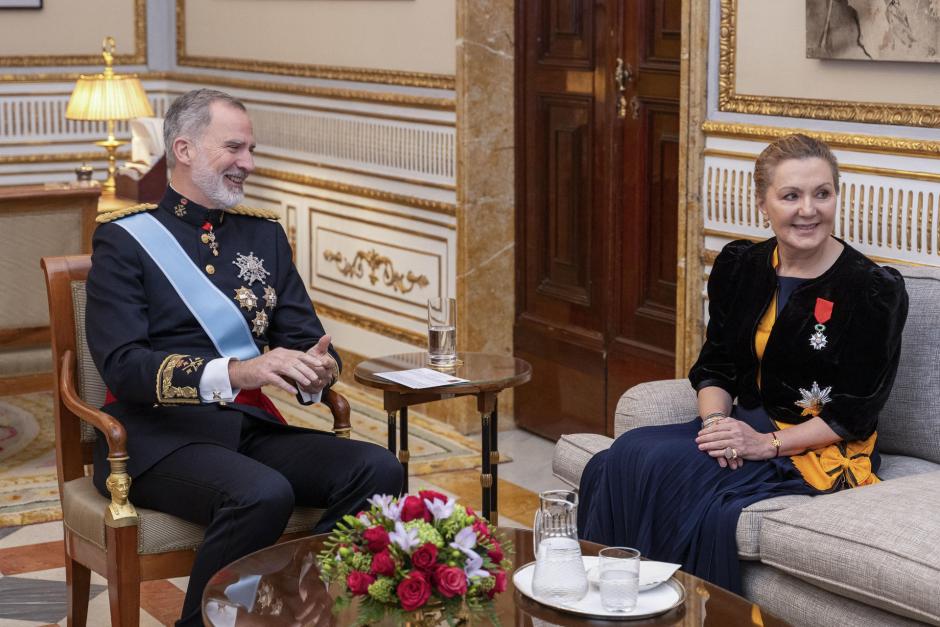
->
xmin=754 ymin=134 xmax=840 ymax=202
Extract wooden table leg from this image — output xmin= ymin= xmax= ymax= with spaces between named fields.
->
xmin=478 ymin=392 xmax=497 ymax=524
xmin=490 ymin=397 xmax=499 ymax=525
xmin=399 ymin=406 xmax=409 ymax=494
xmin=386 ymin=410 xmax=397 ymax=455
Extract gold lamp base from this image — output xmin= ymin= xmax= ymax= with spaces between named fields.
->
xmin=94 ymin=137 xmax=126 ymax=194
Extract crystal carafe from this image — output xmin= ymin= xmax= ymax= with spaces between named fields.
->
xmin=531 ymin=489 xmax=588 ymax=603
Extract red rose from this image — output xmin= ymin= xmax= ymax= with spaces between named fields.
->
xmin=400 ymin=495 xmax=431 ymax=522
xmin=411 ymin=542 xmax=438 ymax=571
xmin=418 ymin=489 xmax=448 ymax=504
xmin=487 ymin=543 xmax=504 ymax=564
xmin=472 ymin=519 xmax=492 ymax=540
xmin=370 ymin=549 xmax=395 ymax=576
xmin=397 ymin=571 xmax=432 ymax=611
xmin=362 ymin=526 xmax=390 ymax=553
xmin=487 ymin=570 xmax=507 ymax=598
xmin=433 ymin=565 xmax=468 ymax=598
xmin=347 ymin=571 xmax=375 ymax=596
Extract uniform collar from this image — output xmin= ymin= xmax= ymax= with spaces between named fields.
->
xmin=160 ymin=186 xmax=226 ymax=228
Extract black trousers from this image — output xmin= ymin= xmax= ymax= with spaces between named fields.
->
xmin=98 ymin=414 xmax=403 ymax=627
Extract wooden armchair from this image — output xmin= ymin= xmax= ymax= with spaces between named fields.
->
xmin=40 ymin=254 xmax=352 ymax=627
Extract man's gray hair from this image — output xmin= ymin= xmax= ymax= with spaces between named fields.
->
xmin=163 ymin=89 xmax=246 ymax=169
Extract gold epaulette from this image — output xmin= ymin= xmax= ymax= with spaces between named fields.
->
xmin=95 ymin=203 xmax=158 ymax=223
xmin=228 ymin=204 xmax=280 ymax=220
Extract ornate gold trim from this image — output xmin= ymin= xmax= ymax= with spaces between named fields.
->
xmin=314 ymin=301 xmax=425 ymax=346
xmin=702 ymin=121 xmax=940 ymax=159
xmin=323 ymin=249 xmax=430 ymax=295
xmin=255 ymin=167 xmax=457 ymax=216
xmin=248 ymin=181 xmax=456 ymax=230
xmin=0 ymin=0 xmax=147 ymax=67
xmin=228 ymin=204 xmax=280 ymax=220
xmin=0 ymin=150 xmax=130 ymax=165
xmin=155 ymin=354 xmax=200 ymax=405
xmin=704 ymin=148 xmax=940 ymax=184
xmin=175 ymin=0 xmax=454 ymax=89
xmin=96 ymin=202 xmax=157 ymax=223
xmin=717 ymin=0 xmax=940 ymax=127
xmin=255 ymin=151 xmax=456 ymax=192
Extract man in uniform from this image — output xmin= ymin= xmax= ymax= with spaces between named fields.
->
xmin=86 ymin=89 xmax=403 ymax=626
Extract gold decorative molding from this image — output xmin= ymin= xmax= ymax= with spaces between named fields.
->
xmin=702 ymin=121 xmax=940 ymax=159
xmin=175 ymin=0 xmax=454 ymax=90
xmin=0 ymin=0 xmax=147 ymax=67
xmin=705 ymin=147 xmax=940 ymax=184
xmin=323 ymin=248 xmax=430 ymax=295
xmin=717 ymin=0 xmax=940 ymax=128
xmin=255 ymin=167 xmax=457 ymax=216
xmin=314 ymin=301 xmax=425 ymax=346
xmin=0 ymin=150 xmax=129 ymax=165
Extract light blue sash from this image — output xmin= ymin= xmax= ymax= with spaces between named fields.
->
xmin=114 ymin=212 xmax=261 ymax=361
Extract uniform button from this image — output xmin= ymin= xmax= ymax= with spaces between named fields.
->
xmin=201 ymin=234 xmax=210 ymax=243
xmin=205 ymin=264 xmax=215 ymax=275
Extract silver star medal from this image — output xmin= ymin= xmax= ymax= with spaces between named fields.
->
xmin=795 ymin=381 xmax=833 ymax=417
xmin=263 ymin=285 xmax=277 ymax=310
xmin=232 ymin=252 xmax=271 ymax=286
xmin=809 ymin=324 xmax=828 ymax=350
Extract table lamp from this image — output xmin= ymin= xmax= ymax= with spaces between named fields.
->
xmin=66 ymin=36 xmax=154 ymax=193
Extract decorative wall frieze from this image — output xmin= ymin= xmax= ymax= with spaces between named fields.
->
xmin=717 ymin=0 xmax=940 ymax=127
xmin=323 ymin=249 xmax=430 ymax=295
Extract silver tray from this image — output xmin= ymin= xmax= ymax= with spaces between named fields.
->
xmin=512 ymin=559 xmax=686 ymax=621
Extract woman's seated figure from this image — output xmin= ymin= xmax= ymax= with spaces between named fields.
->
xmin=577 ymin=134 xmax=909 ymax=593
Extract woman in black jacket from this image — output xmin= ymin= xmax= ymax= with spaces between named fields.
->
xmin=577 ymin=134 xmax=908 ymax=593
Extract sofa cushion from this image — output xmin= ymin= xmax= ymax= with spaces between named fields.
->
xmin=742 ymin=562 xmax=922 ymax=627
xmin=614 ymin=379 xmax=698 ymax=437
xmin=759 ymin=470 xmax=940 ymax=625
xmin=552 ymin=433 xmax=614 ymax=487
xmin=878 ymin=265 xmax=940 ymax=464
xmin=736 ymin=495 xmax=813 ymax=560
xmin=878 ymin=453 xmax=940 ymax=481
xmin=63 ymin=476 xmax=324 ymax=554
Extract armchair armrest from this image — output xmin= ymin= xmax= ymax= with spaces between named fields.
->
xmin=323 ymin=388 xmax=351 ymax=438
xmin=614 ymin=378 xmax=699 ymax=438
xmin=59 ymin=350 xmax=138 ymax=526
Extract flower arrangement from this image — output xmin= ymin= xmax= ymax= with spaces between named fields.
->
xmin=317 ymin=491 xmax=512 ymax=626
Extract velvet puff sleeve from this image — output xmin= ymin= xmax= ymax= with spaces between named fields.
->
xmin=688 ymin=239 xmax=751 ymax=397
xmin=817 ymin=265 xmax=908 ymax=441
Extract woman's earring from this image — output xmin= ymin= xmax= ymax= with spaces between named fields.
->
xmin=761 ymin=213 xmax=770 ymax=228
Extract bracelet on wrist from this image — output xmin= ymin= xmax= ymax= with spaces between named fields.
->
xmin=770 ymin=431 xmax=782 ymax=458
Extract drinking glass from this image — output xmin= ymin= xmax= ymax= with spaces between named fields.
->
xmin=598 ymin=547 xmax=640 ymax=613
xmin=427 ymin=297 xmax=457 ymax=366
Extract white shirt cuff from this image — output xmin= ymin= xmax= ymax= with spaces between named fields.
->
xmin=297 ymin=386 xmax=322 ymax=404
xmin=199 ymin=357 xmax=239 ymax=403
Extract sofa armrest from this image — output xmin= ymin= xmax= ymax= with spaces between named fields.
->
xmin=614 ymin=379 xmax=698 ymax=438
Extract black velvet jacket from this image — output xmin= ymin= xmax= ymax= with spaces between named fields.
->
xmin=688 ymin=238 xmax=908 ymax=441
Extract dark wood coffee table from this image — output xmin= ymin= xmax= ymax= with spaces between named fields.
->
xmin=202 ymin=527 xmax=787 ymax=626
xmin=354 ymin=351 xmax=531 ymax=525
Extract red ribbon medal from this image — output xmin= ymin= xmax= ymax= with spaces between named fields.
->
xmin=809 ymin=298 xmax=834 ymax=350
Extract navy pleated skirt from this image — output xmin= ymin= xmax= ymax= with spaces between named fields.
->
xmin=576 ymin=407 xmax=848 ymax=594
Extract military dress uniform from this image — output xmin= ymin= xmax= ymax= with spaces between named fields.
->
xmin=86 ymin=187 xmax=403 ymax=626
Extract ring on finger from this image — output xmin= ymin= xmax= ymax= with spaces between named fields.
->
xmin=723 ymin=447 xmax=733 ymax=459
xmin=731 ymin=448 xmax=738 ymax=460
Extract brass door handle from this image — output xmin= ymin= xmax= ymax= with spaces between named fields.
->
xmin=615 ymin=58 xmax=634 ymax=118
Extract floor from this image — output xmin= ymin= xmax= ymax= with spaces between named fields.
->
xmin=0 ymin=428 xmax=568 ymax=626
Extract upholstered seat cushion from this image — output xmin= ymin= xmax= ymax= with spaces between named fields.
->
xmin=62 ymin=476 xmax=324 ymax=555
xmin=759 ymin=470 xmax=940 ymax=625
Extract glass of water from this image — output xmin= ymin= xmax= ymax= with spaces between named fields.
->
xmin=427 ymin=297 xmax=457 ymax=367
xmin=598 ymin=547 xmax=640 ymax=613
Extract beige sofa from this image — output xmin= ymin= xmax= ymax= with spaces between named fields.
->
xmin=552 ymin=265 xmax=940 ymax=626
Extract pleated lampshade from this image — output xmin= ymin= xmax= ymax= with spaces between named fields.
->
xmin=66 ymin=73 xmax=154 ymax=121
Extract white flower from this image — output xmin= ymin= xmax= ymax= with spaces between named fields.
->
xmin=424 ymin=496 xmax=456 ymax=521
xmin=367 ymin=494 xmax=402 ymax=522
xmin=450 ymin=526 xmax=477 ymax=554
xmin=389 ymin=521 xmax=420 ymax=554
xmin=463 ymin=550 xmax=489 ymax=579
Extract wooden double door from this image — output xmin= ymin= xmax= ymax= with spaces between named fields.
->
xmin=514 ymin=0 xmax=681 ymax=439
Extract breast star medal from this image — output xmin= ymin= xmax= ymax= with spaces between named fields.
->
xmin=234 ymin=286 xmax=258 ymax=310
xmin=795 ymin=381 xmax=833 ymax=417
xmin=263 ymin=285 xmax=277 ymax=310
xmin=809 ymin=298 xmax=834 ymax=350
xmin=233 ymin=252 xmax=271 ymax=285
xmin=251 ymin=310 xmax=269 ymax=337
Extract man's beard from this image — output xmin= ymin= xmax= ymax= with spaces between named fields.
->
xmin=191 ymin=154 xmax=247 ymax=209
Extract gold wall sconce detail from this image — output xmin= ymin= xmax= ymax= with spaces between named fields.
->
xmin=323 ymin=248 xmax=430 ymax=294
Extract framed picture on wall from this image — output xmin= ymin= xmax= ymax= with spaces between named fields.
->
xmin=0 ymin=0 xmax=42 ymax=7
